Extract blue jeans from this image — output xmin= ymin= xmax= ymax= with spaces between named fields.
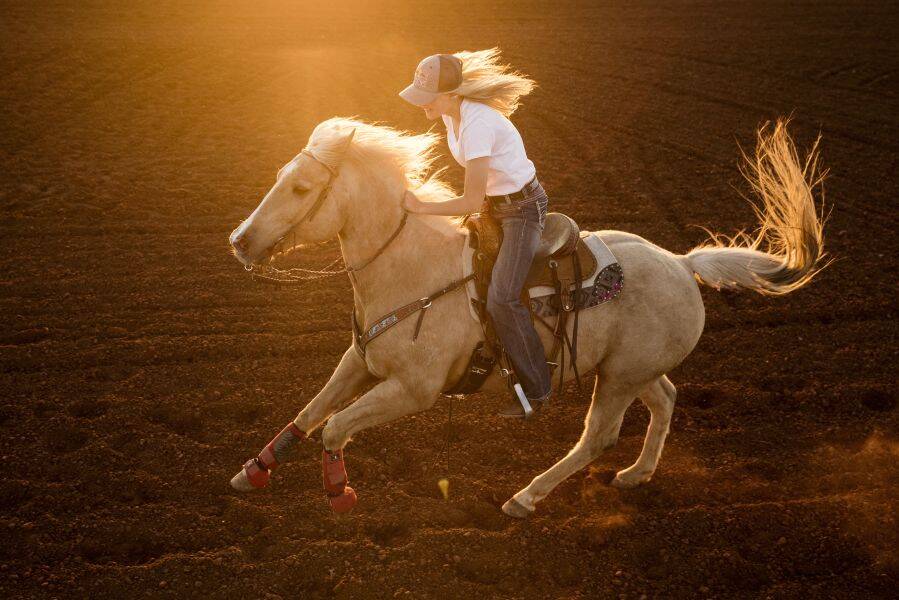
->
xmin=485 ymin=178 xmax=553 ymax=403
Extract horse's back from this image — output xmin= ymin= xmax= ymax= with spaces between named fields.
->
xmin=592 ymin=229 xmax=693 ymax=280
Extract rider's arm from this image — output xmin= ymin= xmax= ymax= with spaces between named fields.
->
xmin=409 ymin=156 xmax=490 ymax=216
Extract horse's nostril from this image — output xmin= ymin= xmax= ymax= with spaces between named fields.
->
xmin=233 ymin=235 xmax=249 ymax=253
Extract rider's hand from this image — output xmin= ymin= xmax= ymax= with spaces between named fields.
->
xmin=402 ymin=189 xmax=424 ymax=213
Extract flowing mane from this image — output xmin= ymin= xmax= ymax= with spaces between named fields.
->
xmin=306 ymin=117 xmax=463 ymax=223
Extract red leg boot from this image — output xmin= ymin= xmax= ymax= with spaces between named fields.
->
xmin=322 ymin=448 xmax=357 ymax=513
xmin=233 ymin=422 xmax=306 ymax=490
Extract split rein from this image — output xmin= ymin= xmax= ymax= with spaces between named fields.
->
xmin=244 ymin=210 xmax=409 ymax=287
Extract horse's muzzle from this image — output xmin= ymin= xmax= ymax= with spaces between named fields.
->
xmin=230 ymin=228 xmax=252 ymax=261
xmin=230 ymin=231 xmax=270 ymax=267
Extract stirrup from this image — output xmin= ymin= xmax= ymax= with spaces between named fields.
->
xmin=497 ymin=383 xmax=546 ymax=419
xmin=513 ymin=383 xmax=534 ymax=418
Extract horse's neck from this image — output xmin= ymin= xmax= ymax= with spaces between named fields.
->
xmin=338 ymin=190 xmax=465 ymax=318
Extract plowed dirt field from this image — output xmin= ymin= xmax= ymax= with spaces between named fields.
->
xmin=1 ymin=2 xmax=896 ymax=598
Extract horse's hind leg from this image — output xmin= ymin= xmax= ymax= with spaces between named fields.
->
xmin=502 ymin=375 xmax=640 ymax=518
xmin=611 ymin=375 xmax=676 ymax=489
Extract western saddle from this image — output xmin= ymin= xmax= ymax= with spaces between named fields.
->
xmin=443 ymin=212 xmax=595 ymax=398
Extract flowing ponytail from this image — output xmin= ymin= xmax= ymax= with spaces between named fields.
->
xmin=452 ymin=47 xmax=536 ymax=117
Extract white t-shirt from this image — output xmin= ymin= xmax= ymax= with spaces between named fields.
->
xmin=442 ymin=98 xmax=536 ymax=196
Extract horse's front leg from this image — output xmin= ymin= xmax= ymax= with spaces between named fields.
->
xmin=319 ymin=378 xmax=436 ymax=513
xmin=230 ymin=344 xmax=378 ymax=491
xmin=294 ymin=345 xmax=380 ymax=434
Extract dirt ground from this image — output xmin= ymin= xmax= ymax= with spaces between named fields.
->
xmin=1 ymin=1 xmax=897 ymax=598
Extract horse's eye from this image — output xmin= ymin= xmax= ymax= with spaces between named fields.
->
xmin=293 ymin=185 xmax=308 ymax=196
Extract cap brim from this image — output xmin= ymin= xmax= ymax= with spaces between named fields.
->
xmin=399 ymin=83 xmax=439 ymax=106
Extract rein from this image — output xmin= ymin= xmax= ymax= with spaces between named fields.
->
xmin=247 ymin=209 xmax=409 ymax=287
xmin=345 ymin=211 xmax=408 ymax=284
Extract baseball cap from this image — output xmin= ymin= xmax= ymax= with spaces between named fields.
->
xmin=399 ymin=54 xmax=463 ymax=106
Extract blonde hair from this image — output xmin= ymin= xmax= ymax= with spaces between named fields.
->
xmin=452 ymin=47 xmax=536 ymax=117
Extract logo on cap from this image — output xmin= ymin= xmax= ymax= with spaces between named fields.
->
xmin=413 ymin=66 xmax=429 ymax=88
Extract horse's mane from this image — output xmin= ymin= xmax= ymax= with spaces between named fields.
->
xmin=306 ymin=117 xmax=459 ymax=212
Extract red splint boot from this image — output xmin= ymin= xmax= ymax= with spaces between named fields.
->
xmin=243 ymin=422 xmax=306 ymax=489
xmin=322 ymin=448 xmax=357 ymax=514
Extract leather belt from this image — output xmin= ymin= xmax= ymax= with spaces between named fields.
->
xmin=485 ymin=175 xmax=539 ymax=206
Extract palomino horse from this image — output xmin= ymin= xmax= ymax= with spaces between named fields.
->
xmin=228 ymin=117 xmax=829 ymax=518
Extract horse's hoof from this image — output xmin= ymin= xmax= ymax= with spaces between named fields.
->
xmin=231 ymin=459 xmax=270 ymax=491
xmin=611 ymin=469 xmax=651 ymax=489
xmin=328 ymin=486 xmax=357 ymax=514
xmin=230 ymin=468 xmax=255 ymax=492
xmin=501 ymin=497 xmax=533 ymax=519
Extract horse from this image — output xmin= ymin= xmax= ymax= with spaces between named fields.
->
xmin=227 ymin=116 xmax=829 ymax=518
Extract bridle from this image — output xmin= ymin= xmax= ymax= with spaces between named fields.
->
xmin=246 ymin=129 xmax=409 ymax=286
xmin=244 ymin=128 xmax=475 ymax=365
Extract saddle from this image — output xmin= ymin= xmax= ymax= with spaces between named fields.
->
xmin=469 ymin=212 xmax=598 ymax=303
xmin=444 ymin=212 xmax=600 ymax=397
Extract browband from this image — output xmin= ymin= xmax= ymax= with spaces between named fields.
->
xmin=300 ymin=148 xmax=338 ymax=176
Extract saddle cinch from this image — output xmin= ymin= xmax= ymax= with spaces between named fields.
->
xmin=443 ymin=211 xmax=624 ymax=398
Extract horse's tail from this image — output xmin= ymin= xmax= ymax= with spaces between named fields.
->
xmin=680 ymin=118 xmax=834 ymax=296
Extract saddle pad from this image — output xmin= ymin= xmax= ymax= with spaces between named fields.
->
xmin=460 ymin=229 xmax=622 ymax=322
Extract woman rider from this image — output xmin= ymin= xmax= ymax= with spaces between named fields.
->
xmin=398 ymin=48 xmax=552 ymax=418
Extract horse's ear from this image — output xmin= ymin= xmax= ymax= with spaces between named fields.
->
xmin=340 ymin=128 xmax=357 ymax=154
